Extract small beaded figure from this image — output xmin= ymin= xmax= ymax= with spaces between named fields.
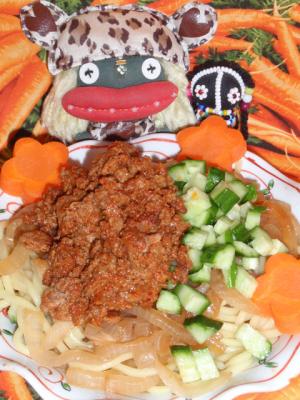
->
xmin=189 ymin=61 xmax=255 ymax=139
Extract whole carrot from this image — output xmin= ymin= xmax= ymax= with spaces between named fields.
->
xmin=0 ymin=14 xmax=21 ymax=34
xmin=248 ymin=145 xmax=300 ymax=182
xmin=289 ymin=4 xmax=300 ymax=23
xmin=248 ymin=116 xmax=300 ymax=157
xmin=0 ymin=0 xmax=38 ymax=15
xmin=0 ymin=32 xmax=39 ymax=74
xmin=91 ymin=0 xmax=133 ymax=5
xmin=217 ymin=9 xmax=300 ymax=46
xmin=190 ymin=36 xmax=252 ymax=66
xmin=241 ymin=54 xmax=300 ymax=104
xmin=273 ymin=7 xmax=300 ymax=79
xmin=0 ymin=56 xmax=52 ymax=149
xmin=0 ymin=60 xmax=27 ymax=91
xmin=253 ymin=86 xmax=300 ymax=129
xmin=253 ymin=104 xmax=289 ymax=132
xmin=0 ymin=78 xmax=17 ymax=111
xmin=150 ymin=0 xmax=212 ymax=14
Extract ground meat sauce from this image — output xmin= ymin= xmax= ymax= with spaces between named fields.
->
xmin=19 ymin=142 xmax=191 ymax=326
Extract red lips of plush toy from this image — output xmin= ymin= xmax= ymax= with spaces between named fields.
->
xmin=62 ymin=81 xmax=178 ymax=123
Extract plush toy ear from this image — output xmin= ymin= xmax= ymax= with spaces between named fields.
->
xmin=171 ymin=2 xmax=218 ymax=49
xmin=20 ymin=0 xmax=67 ymax=50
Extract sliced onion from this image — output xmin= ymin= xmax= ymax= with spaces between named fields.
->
xmin=154 ymin=359 xmax=187 ymax=397
xmin=84 ymin=324 xmax=116 ymax=345
xmin=44 ymin=321 xmax=74 ymax=350
xmin=5 ymin=218 xmax=23 ymax=248
xmin=105 ymin=371 xmax=160 ymax=395
xmin=211 ymin=270 xmax=263 ymax=316
xmin=0 ymin=244 xmax=31 ymax=275
xmin=66 ymin=367 xmax=106 ymax=390
xmin=129 ymin=306 xmax=197 ymax=345
xmin=260 ymin=199 xmax=299 ymax=255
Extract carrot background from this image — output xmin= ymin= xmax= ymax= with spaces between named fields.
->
xmin=0 ymin=0 xmax=300 ymax=399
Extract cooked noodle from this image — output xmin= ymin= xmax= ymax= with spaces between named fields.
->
xmin=0 ymin=217 xmax=282 ymax=397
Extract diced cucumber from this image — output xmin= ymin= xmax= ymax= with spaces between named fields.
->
xmin=183 ymin=160 xmax=206 ymax=175
xmin=232 ymin=223 xmax=251 ymax=242
xmin=235 ymin=324 xmax=272 ymax=361
xmin=227 ymin=180 xmax=248 ymax=201
xmin=174 ymin=284 xmax=211 ymax=315
xmin=241 ymin=257 xmax=260 ymax=271
xmin=194 ymin=205 xmax=219 ymax=227
xmin=214 ymin=216 xmax=235 ymax=235
xmin=235 ymin=267 xmax=258 ymax=298
xmin=183 ymin=188 xmax=211 ymax=227
xmin=245 ymin=208 xmax=264 ymax=230
xmin=213 ymin=188 xmax=240 ymax=214
xmin=189 ymin=263 xmax=211 ymax=283
xmin=225 ymin=172 xmax=235 ymax=182
xmin=201 ymin=225 xmax=216 ymax=247
xmin=183 ymin=228 xmax=208 ymax=250
xmin=171 ymin=345 xmax=200 ymax=383
xmin=201 ymin=244 xmax=235 ymax=270
xmin=241 ymin=184 xmax=258 ymax=203
xmin=184 ymin=315 xmax=223 ymax=344
xmin=156 ymin=290 xmax=181 ymax=315
xmin=192 ymin=348 xmax=220 ymax=380
xmin=188 ymin=248 xmax=202 ymax=273
xmin=223 ymin=263 xmax=238 ymax=288
xmin=226 ymin=204 xmax=241 ymax=221
xmin=210 ymin=181 xmax=227 ymax=200
xmin=184 ymin=173 xmax=207 ymax=193
xmin=234 ymin=241 xmax=259 ymax=257
xmin=168 ymin=160 xmax=206 ymax=182
xmin=174 ymin=181 xmax=186 ymax=194
xmin=250 ymin=227 xmax=273 ymax=256
xmin=240 ymin=202 xmax=252 ymax=218
xmin=270 ymin=239 xmax=288 ymax=255
xmin=168 ymin=163 xmax=188 ymax=182
xmin=205 ymin=167 xmax=225 ymax=193
xmin=217 ymin=229 xmax=233 ymax=244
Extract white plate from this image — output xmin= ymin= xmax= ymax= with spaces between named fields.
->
xmin=0 ymin=133 xmax=300 ymax=400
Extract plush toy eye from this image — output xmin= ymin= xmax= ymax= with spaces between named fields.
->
xmin=79 ymin=62 xmax=100 ymax=85
xmin=141 ymin=58 xmax=162 ymax=80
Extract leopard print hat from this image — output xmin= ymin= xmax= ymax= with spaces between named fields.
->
xmin=20 ymin=1 xmax=218 ymax=75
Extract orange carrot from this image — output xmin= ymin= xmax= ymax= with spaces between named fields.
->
xmin=217 ymin=9 xmax=278 ymax=35
xmin=189 ymin=36 xmax=252 ymax=67
xmin=290 ymin=24 xmax=300 ymax=46
xmin=150 ymin=0 xmax=212 ymax=14
xmin=177 ymin=116 xmax=247 ymax=171
xmin=0 ymin=371 xmax=33 ymax=400
xmin=252 ymin=104 xmax=289 ymax=132
xmin=253 ymin=254 xmax=300 ymax=333
xmin=0 ymin=78 xmax=17 ymax=111
xmin=0 ymin=138 xmax=68 ymax=203
xmin=248 ymin=145 xmax=300 ymax=182
xmin=0 ymin=56 xmax=52 ymax=149
xmin=0 ymin=60 xmax=27 ymax=91
xmin=273 ymin=7 xmax=300 ymax=78
xmin=252 ymin=86 xmax=300 ymax=129
xmin=0 ymin=14 xmax=20 ymax=34
xmin=248 ymin=116 xmax=300 ymax=157
xmin=241 ymin=54 xmax=300 ymax=104
xmin=0 ymin=32 xmax=39 ymax=74
xmin=217 ymin=9 xmax=300 ymax=45
xmin=289 ymin=4 xmax=300 ymax=23
xmin=91 ymin=0 xmax=132 ymax=5
xmin=0 ymin=0 xmax=38 ymax=15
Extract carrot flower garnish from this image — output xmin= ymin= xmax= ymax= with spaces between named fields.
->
xmin=0 ymin=138 xmax=68 ymax=203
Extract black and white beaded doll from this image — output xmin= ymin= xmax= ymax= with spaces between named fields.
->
xmin=189 ymin=61 xmax=255 ymax=139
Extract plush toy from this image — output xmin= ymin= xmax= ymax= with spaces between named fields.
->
xmin=189 ymin=61 xmax=255 ymax=139
xmin=20 ymin=1 xmax=217 ymax=141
